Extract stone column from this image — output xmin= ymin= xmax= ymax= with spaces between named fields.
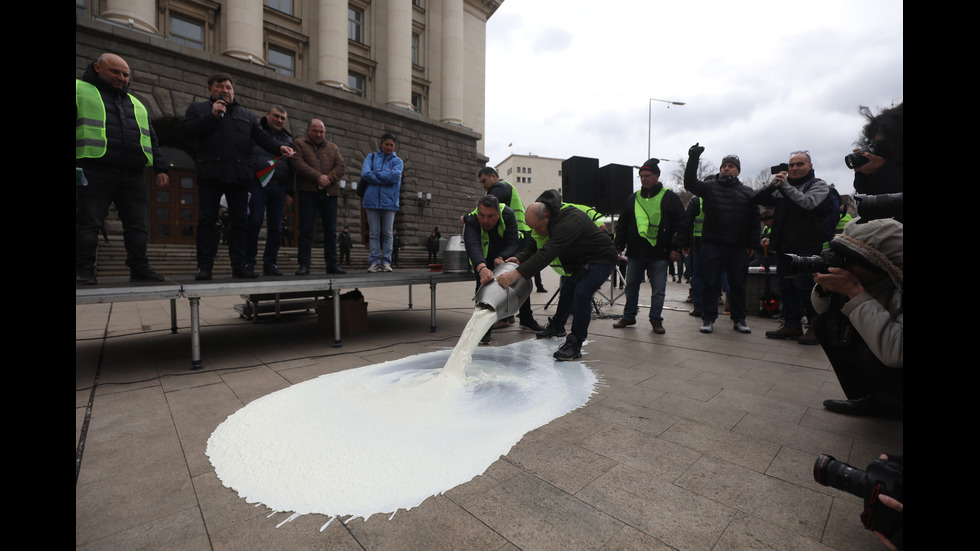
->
xmin=102 ymin=0 xmax=158 ymax=34
xmin=317 ymin=0 xmax=349 ymax=89
xmin=224 ymin=2 xmax=265 ymax=64
xmin=440 ymin=0 xmax=464 ymax=125
xmin=386 ymin=0 xmax=413 ymax=110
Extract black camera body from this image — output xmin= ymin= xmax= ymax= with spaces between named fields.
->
xmin=814 ymin=454 xmax=903 ymax=542
xmin=780 ymin=249 xmax=845 ymax=276
xmin=844 ymin=142 xmax=881 ymax=169
xmin=770 ymin=162 xmax=789 ymax=174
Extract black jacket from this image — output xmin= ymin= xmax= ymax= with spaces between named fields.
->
xmin=516 ymin=189 xmax=618 ymax=277
xmin=684 ymin=162 xmax=760 ymax=249
xmin=252 ymin=116 xmax=294 ymax=193
xmin=463 ymin=206 xmax=519 ymax=272
xmin=614 ymin=184 xmax=690 ymax=259
xmin=76 ymin=63 xmax=167 ymax=177
xmin=182 ymin=98 xmax=282 ymax=186
xmin=752 ymin=171 xmax=830 ymax=255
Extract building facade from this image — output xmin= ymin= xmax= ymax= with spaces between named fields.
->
xmin=493 ymin=153 xmax=564 ymax=207
xmin=76 ymin=0 xmax=502 ymax=248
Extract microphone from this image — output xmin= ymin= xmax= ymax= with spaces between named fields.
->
xmin=216 ymin=94 xmax=227 ymax=119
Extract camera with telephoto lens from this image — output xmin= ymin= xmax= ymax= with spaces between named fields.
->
xmin=844 ymin=142 xmax=882 ymax=169
xmin=854 ymin=192 xmax=903 ymax=222
xmin=780 ymin=249 xmax=845 ymax=276
xmin=813 ymin=454 xmax=903 ymax=542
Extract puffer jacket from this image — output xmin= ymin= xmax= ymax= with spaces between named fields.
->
xmin=684 ymin=163 xmax=759 ymax=248
xmin=360 ymin=149 xmax=403 ymax=210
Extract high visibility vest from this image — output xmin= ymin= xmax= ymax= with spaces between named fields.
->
xmin=693 ymin=197 xmax=704 ymax=237
xmin=468 ymin=204 xmax=507 ymax=265
xmin=499 ymin=180 xmax=529 ymax=233
xmin=531 ymin=203 xmax=604 ymax=276
xmin=634 ymin=188 xmax=666 ymax=247
xmin=75 ymin=80 xmax=153 ymax=166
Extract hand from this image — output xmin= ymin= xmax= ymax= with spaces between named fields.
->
xmin=813 ymin=266 xmax=865 ymax=299
xmin=478 ymin=266 xmax=494 ymax=285
xmin=761 ymin=237 xmax=770 ymax=248
xmin=279 ymin=145 xmax=294 ymax=158
xmin=496 ymin=268 xmax=521 ymax=288
xmin=318 ymin=174 xmax=331 ymax=188
xmin=156 ymin=173 xmax=169 ymax=187
xmin=852 ymin=148 xmax=886 ymax=174
xmin=669 ymin=250 xmax=680 ymax=262
xmin=771 ymin=172 xmax=788 ymax=187
xmin=493 ymin=257 xmax=505 ymax=266
xmin=688 ymin=142 xmax=705 ymax=157
xmin=285 ymin=194 xmax=293 ymax=207
xmin=211 ymin=99 xmax=227 ymax=118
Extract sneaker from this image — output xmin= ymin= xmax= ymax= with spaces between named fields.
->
xmin=130 ymin=265 xmax=164 ymax=282
xmin=367 ymin=263 xmax=382 ymax=273
xmin=797 ymin=325 xmax=819 ymax=345
xmin=651 ymin=320 xmax=665 ymax=334
xmin=553 ymin=334 xmax=582 ymax=361
xmin=382 ymin=263 xmax=393 ymax=272
xmin=733 ymin=320 xmax=751 ymax=334
xmin=536 ymin=317 xmax=567 ymax=339
xmin=519 ymin=318 xmax=545 ymax=332
xmin=612 ymin=318 xmax=635 ymax=328
xmin=765 ymin=324 xmax=803 ymax=340
xmin=700 ymin=319 xmax=714 ymax=333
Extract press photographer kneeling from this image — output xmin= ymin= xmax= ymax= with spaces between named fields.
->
xmin=784 ymin=217 xmax=903 ymax=419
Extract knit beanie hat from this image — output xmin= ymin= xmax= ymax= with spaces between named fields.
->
xmin=640 ymin=158 xmax=661 ymax=174
xmin=721 ymin=154 xmax=741 ymax=172
xmin=829 ymin=218 xmax=903 ymax=290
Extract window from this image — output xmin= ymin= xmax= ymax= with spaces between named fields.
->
xmin=265 ymin=0 xmax=293 ymax=15
xmin=349 ymin=73 xmax=366 ymax=97
xmin=412 ymin=33 xmax=420 ymax=66
xmin=411 ymin=92 xmax=423 ymax=113
xmin=348 ymin=7 xmax=364 ymax=43
xmin=268 ymin=45 xmax=295 ymax=76
xmin=170 ymin=13 xmax=205 ymax=50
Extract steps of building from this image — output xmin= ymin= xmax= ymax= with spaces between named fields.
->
xmin=91 ymin=240 xmax=444 ymax=278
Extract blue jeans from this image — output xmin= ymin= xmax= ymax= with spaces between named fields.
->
xmin=365 ymin=208 xmax=396 ymax=264
xmin=700 ymin=242 xmax=748 ymax=323
xmin=622 ymin=257 xmax=668 ymax=322
xmin=246 ymin=181 xmax=286 ymax=268
xmin=553 ymin=264 xmax=614 ymax=341
xmin=297 ymin=191 xmax=339 ymax=268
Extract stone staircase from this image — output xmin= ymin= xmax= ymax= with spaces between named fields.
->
xmin=93 ymin=240 xmax=442 ymax=278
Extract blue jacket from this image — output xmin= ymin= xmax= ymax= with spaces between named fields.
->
xmin=360 ymin=149 xmax=403 ymax=211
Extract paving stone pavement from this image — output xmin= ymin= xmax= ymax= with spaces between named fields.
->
xmin=76 ymin=269 xmax=902 ymax=550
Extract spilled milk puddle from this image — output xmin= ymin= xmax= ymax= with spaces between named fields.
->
xmin=206 ymin=308 xmax=598 ymax=529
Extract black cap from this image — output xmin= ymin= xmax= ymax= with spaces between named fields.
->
xmin=721 ymin=154 xmax=741 ymax=172
xmin=640 ymin=158 xmax=661 ymax=175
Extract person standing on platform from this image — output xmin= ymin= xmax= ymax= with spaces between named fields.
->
xmin=291 ymin=119 xmax=347 ymax=275
xmin=76 ymin=53 xmax=169 ymax=284
xmin=338 ymin=225 xmax=353 ymax=266
xmin=246 ymin=105 xmax=294 ymax=276
xmin=361 ymin=133 xmax=403 ymax=273
xmin=182 ymin=72 xmax=294 ymax=280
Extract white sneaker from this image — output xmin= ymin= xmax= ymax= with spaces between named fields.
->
xmin=382 ymin=263 xmax=393 ymax=272
xmin=367 ymin=263 xmax=381 ymax=273
xmin=700 ymin=319 xmax=714 ymax=333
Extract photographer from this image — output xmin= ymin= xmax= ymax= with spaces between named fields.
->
xmin=849 ymin=103 xmax=903 ymax=222
xmin=812 ymin=218 xmax=903 ymax=419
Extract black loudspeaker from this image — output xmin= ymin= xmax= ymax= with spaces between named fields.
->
xmin=598 ymin=163 xmax=633 ymax=215
xmin=561 ymin=156 xmax=599 ymax=208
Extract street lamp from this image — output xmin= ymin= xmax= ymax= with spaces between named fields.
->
xmin=648 ymin=97 xmax=685 ymax=159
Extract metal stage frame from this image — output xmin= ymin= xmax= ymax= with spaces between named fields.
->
xmin=75 ymin=270 xmax=473 ymax=370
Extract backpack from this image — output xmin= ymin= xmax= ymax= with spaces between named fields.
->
xmin=804 ymin=180 xmax=843 ymax=242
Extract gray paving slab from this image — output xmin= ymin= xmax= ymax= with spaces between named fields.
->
xmin=76 ymin=269 xmax=900 ymax=550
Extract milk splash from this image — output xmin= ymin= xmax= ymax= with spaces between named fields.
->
xmin=206 ymin=307 xmax=597 ymax=527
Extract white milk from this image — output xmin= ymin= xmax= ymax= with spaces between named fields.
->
xmin=206 ymin=308 xmax=597 ymax=527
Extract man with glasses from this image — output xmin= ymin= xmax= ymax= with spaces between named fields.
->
xmin=752 ymin=151 xmax=831 ymax=344
xmin=684 ymin=145 xmax=759 ymax=334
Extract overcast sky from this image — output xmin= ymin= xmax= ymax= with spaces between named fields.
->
xmin=483 ymin=0 xmax=903 ymax=196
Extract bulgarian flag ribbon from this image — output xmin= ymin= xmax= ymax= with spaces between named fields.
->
xmin=256 ymin=157 xmax=280 ymax=187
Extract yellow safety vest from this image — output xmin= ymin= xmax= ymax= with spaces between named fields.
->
xmin=468 ymin=204 xmax=507 ymax=264
xmin=634 ymin=188 xmax=666 ymax=247
xmin=75 ymin=80 xmax=153 ymax=166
